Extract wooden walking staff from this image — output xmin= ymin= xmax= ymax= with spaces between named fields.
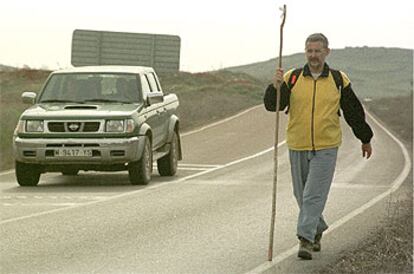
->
xmin=268 ymin=4 xmax=286 ymax=262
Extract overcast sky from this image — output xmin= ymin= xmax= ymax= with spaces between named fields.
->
xmin=1 ymin=0 xmax=413 ymax=72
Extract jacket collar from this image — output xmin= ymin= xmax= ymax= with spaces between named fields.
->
xmin=303 ymin=63 xmax=330 ymax=78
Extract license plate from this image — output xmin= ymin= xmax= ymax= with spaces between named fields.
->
xmin=54 ymin=148 xmax=92 ymax=157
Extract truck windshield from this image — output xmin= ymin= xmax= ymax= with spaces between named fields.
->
xmin=38 ymin=73 xmax=142 ymax=104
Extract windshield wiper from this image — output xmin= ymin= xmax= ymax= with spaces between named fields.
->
xmin=40 ymin=99 xmax=83 ymax=103
xmin=84 ymin=99 xmax=133 ymax=104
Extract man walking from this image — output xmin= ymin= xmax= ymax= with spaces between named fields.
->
xmin=264 ymin=33 xmax=373 ymax=260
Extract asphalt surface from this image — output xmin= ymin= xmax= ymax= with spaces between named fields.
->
xmin=0 ymin=105 xmax=411 ymax=274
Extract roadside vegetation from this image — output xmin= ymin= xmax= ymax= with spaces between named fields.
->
xmin=160 ymin=70 xmax=265 ymax=130
xmin=318 ymin=96 xmax=413 ymax=273
xmin=0 ymin=69 xmax=51 ymax=170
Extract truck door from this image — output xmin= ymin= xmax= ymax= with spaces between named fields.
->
xmin=141 ymin=74 xmax=164 ymax=149
xmin=146 ymin=72 xmax=168 ymax=141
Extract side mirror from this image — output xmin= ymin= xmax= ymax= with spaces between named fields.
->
xmin=21 ymin=92 xmax=37 ymax=104
xmin=146 ymin=92 xmax=164 ymax=106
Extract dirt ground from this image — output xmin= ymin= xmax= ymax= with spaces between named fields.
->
xmin=318 ymin=96 xmax=413 ymax=274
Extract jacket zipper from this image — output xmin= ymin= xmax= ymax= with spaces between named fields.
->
xmin=311 ymin=80 xmax=317 ymax=154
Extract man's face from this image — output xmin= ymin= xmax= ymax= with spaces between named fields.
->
xmin=305 ymin=41 xmax=330 ymax=71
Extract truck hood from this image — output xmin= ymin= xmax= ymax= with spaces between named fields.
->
xmin=21 ymin=103 xmax=143 ymax=120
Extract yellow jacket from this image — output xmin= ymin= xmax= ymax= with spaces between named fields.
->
xmin=264 ymin=63 xmax=373 ymax=151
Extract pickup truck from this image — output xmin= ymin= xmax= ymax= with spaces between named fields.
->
xmin=13 ymin=66 xmax=182 ymax=186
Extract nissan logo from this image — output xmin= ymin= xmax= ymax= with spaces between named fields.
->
xmin=67 ymin=122 xmax=81 ymax=132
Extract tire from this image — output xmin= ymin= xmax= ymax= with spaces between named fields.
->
xmin=15 ymin=161 xmax=41 ymax=186
xmin=128 ymin=136 xmax=152 ymax=185
xmin=61 ymin=169 xmax=79 ymax=176
xmin=157 ymin=131 xmax=179 ymax=176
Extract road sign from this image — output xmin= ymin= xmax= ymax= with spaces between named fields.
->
xmin=71 ymin=29 xmax=181 ymax=74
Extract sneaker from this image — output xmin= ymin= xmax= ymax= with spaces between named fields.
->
xmin=298 ymin=237 xmax=313 ymax=260
xmin=313 ymin=233 xmax=322 ymax=252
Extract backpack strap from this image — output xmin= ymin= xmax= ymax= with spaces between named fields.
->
xmin=285 ymin=68 xmax=302 ymax=114
xmin=330 ymin=69 xmax=344 ymax=116
xmin=287 ymin=68 xmax=303 ymax=91
xmin=330 ymin=69 xmax=344 ymax=92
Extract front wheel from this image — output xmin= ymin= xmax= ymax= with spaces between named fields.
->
xmin=157 ymin=131 xmax=179 ymax=176
xmin=128 ymin=136 xmax=152 ymax=185
xmin=15 ymin=161 xmax=41 ymax=186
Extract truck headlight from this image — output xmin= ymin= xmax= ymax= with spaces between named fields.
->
xmin=105 ymin=120 xmax=124 ymax=132
xmin=14 ymin=120 xmax=26 ymax=134
xmin=26 ymin=120 xmax=44 ymax=132
xmin=126 ymin=119 xmax=135 ymax=133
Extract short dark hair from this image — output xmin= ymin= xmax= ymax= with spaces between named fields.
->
xmin=305 ymin=33 xmax=329 ymax=48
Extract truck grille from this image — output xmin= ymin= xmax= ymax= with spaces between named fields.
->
xmin=83 ymin=122 xmax=100 ymax=132
xmin=48 ymin=122 xmax=65 ymax=132
xmin=48 ymin=122 xmax=100 ymax=132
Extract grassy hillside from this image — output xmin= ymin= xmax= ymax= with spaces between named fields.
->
xmin=0 ymin=64 xmax=15 ymax=71
xmin=160 ymin=70 xmax=265 ymax=129
xmin=228 ymin=47 xmax=413 ymax=99
xmin=0 ymin=68 xmax=266 ymax=170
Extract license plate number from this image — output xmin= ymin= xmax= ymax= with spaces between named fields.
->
xmin=54 ymin=148 xmax=92 ymax=157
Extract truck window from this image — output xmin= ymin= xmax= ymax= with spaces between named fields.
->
xmin=39 ymin=75 xmax=64 ymax=101
xmin=146 ymin=73 xmax=161 ymax=92
xmin=39 ymin=73 xmax=142 ymax=103
xmin=141 ymin=75 xmax=152 ymax=93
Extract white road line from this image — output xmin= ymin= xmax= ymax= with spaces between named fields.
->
xmin=245 ymin=111 xmax=412 ymax=274
xmin=0 ymin=141 xmax=285 ymax=225
xmin=0 ymin=169 xmax=14 ymax=176
xmin=160 ymin=163 xmax=224 ymax=171
xmin=0 ymin=195 xmax=109 ymax=201
xmin=3 ymin=203 xmax=81 ymax=207
xmin=332 ymin=183 xmax=389 ymax=189
xmin=177 ymin=167 xmax=214 ymax=171
xmin=179 ymin=164 xmax=223 ymax=168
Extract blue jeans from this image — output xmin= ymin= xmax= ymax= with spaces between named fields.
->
xmin=289 ymin=148 xmax=338 ymax=242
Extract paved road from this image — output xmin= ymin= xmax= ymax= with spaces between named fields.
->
xmin=0 ymin=106 xmax=410 ymax=274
